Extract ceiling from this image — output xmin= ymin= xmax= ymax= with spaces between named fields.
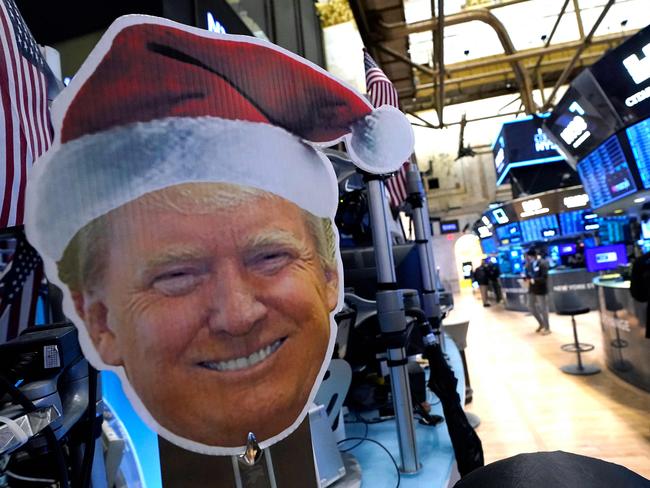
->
xmin=348 ymin=0 xmax=646 ymax=123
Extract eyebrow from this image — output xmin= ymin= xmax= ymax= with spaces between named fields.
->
xmin=245 ymin=229 xmax=309 ymax=255
xmin=136 ymin=247 xmax=210 ymax=281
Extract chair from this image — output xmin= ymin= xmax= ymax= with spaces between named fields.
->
xmin=602 ymin=288 xmax=632 ymax=372
xmin=554 ymin=292 xmax=600 ymax=376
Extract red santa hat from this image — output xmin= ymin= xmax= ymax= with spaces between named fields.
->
xmin=26 ymin=15 xmax=413 ymax=262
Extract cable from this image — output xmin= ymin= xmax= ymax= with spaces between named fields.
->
xmin=337 ymin=436 xmax=401 ymax=488
xmin=7 ymin=470 xmax=56 ymax=485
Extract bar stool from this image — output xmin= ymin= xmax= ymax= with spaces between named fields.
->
xmin=603 ymin=289 xmax=632 ymax=372
xmin=554 ymin=292 xmax=601 ymax=376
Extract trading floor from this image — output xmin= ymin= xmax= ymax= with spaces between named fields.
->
xmin=455 ymin=291 xmax=650 ymax=479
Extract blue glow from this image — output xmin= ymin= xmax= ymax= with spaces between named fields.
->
xmin=495 ymin=155 xmax=565 ymax=185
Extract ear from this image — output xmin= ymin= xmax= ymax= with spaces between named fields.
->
xmin=71 ymin=291 xmax=123 ymax=367
xmin=324 ymin=268 xmax=339 ymax=312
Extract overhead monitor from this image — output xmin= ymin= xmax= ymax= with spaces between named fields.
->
xmin=520 ymin=214 xmax=559 ymax=243
xmin=584 ymin=244 xmax=628 ymax=272
xmin=626 ymin=117 xmax=650 ymax=189
xmin=493 ymin=114 xmax=564 ymax=185
xmin=576 ymin=134 xmax=637 ymax=209
xmin=559 ymin=210 xmax=587 ymax=236
xmin=590 ymin=25 xmax=650 ymax=125
xmin=496 ymin=222 xmax=522 ymax=244
xmin=543 ymin=70 xmax=622 ymax=163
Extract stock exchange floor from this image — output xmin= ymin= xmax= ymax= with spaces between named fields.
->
xmin=457 ymin=291 xmax=650 ymax=479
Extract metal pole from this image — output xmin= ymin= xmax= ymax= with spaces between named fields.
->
xmin=405 ymin=164 xmax=444 ymax=351
xmin=365 ymin=176 xmax=420 ymax=474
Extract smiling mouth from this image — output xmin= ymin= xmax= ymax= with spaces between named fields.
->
xmin=199 ymin=338 xmax=286 ymax=372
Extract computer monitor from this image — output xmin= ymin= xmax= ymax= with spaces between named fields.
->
xmin=559 ymin=243 xmax=577 ymax=256
xmin=584 ymin=244 xmax=628 ymax=272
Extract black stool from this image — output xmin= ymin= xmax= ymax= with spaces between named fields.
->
xmin=557 ymin=307 xmax=600 ymax=375
xmin=603 ymin=290 xmax=632 ymax=371
xmin=554 ymin=292 xmax=600 ymax=376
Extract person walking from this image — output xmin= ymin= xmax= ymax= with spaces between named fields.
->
xmin=474 ymin=260 xmax=491 ymax=307
xmin=525 ymin=248 xmax=551 ymax=334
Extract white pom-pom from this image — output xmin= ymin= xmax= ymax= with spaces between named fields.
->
xmin=346 ymin=105 xmax=414 ymax=174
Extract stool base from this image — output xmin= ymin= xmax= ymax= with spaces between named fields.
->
xmin=561 ymin=364 xmax=601 ymax=375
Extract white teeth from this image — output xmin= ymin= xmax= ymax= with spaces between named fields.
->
xmin=201 ymin=339 xmax=284 ymax=372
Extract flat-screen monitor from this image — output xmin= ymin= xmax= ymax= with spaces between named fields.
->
xmin=598 ymin=215 xmax=628 ymax=244
xmin=589 ymin=25 xmax=650 ymax=125
xmin=585 ymin=244 xmax=628 ymax=272
xmin=626 ymin=117 xmax=650 ymax=189
xmin=558 ymin=243 xmax=577 ymax=256
xmin=559 ymin=210 xmax=586 ymax=235
xmin=481 ymin=237 xmax=497 ymax=255
xmin=440 ymin=220 xmax=459 ymax=234
xmin=577 ymin=134 xmax=637 ymax=209
xmin=520 ymin=214 xmax=559 ymax=243
xmin=496 ymin=222 xmax=521 ymax=244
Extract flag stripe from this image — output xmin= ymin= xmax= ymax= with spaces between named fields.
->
xmin=364 ymin=51 xmax=411 ymax=209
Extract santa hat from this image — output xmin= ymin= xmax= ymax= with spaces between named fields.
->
xmin=25 ymin=15 xmax=413 ymax=262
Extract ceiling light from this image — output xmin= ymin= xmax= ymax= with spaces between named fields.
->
xmin=634 ymin=197 xmax=646 ymax=203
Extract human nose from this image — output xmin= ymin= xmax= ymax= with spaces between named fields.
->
xmin=206 ymin=264 xmax=268 ymax=336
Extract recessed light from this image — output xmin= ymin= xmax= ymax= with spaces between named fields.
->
xmin=613 ymin=209 xmax=624 ymax=214
xmin=634 ymin=197 xmax=646 ymax=203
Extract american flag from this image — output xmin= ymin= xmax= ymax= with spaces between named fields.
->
xmin=0 ymin=228 xmax=43 ymax=342
xmin=364 ymin=50 xmax=410 ymax=209
xmin=0 ymin=0 xmax=53 ymax=229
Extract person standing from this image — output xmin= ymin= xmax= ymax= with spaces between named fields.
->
xmin=474 ymin=261 xmax=491 ymax=307
xmin=487 ymin=259 xmax=502 ymax=303
xmin=525 ymin=249 xmax=551 ymax=334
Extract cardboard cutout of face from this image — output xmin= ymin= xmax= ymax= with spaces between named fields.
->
xmin=25 ymin=15 xmax=414 ymax=455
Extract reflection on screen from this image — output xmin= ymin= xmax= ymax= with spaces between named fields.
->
xmin=626 ymin=117 xmax=650 ymax=189
xmin=577 ymin=135 xmax=637 ymax=209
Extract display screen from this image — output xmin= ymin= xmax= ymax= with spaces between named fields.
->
xmin=598 ymin=215 xmax=628 ymax=244
xmin=520 ymin=214 xmax=559 ymax=243
xmin=493 ymin=114 xmax=564 ymax=185
xmin=543 ymin=70 xmax=622 ymax=162
xmin=496 ymin=222 xmax=522 ymax=244
xmin=558 ymin=243 xmax=577 ymax=256
xmin=440 ymin=220 xmax=459 ymax=233
xmin=577 ymin=135 xmax=637 ymax=209
xmin=626 ymin=117 xmax=650 ymax=189
xmin=642 ymin=220 xmax=650 ymax=240
xmin=559 ymin=210 xmax=586 ymax=235
xmin=589 ymin=25 xmax=650 ymax=125
xmin=481 ymin=237 xmax=497 ymax=255
xmin=584 ymin=244 xmax=628 ymax=272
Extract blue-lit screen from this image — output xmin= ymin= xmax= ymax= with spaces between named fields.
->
xmin=598 ymin=215 xmax=628 ymax=244
xmin=520 ymin=215 xmax=560 ymax=242
xmin=626 ymin=117 xmax=650 ymax=189
xmin=481 ymin=237 xmax=497 ymax=254
xmin=559 ymin=210 xmax=586 ymax=235
xmin=495 ymin=222 xmax=522 ymax=243
xmin=577 ymin=135 xmax=637 ymax=209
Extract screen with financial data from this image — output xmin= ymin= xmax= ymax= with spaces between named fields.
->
xmin=626 ymin=117 xmax=650 ymax=189
xmin=559 ymin=210 xmax=587 ymax=236
xmin=577 ymin=135 xmax=637 ymax=209
xmin=598 ymin=215 xmax=628 ymax=244
xmin=520 ymin=215 xmax=559 ymax=243
xmin=496 ymin=222 xmax=522 ymax=244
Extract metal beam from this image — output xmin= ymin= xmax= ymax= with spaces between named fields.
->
xmin=434 ymin=0 xmax=444 ymax=125
xmin=378 ymin=9 xmax=537 ymax=113
xmin=542 ymin=0 xmax=615 ymax=111
xmin=573 ymin=0 xmax=585 ymax=40
xmin=374 ymin=44 xmax=435 ymax=76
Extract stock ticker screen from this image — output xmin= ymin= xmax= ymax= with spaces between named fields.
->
xmin=559 ymin=210 xmax=587 ymax=236
xmin=496 ymin=222 xmax=522 ymax=244
xmin=577 ymin=135 xmax=637 ymax=209
xmin=520 ymin=215 xmax=560 ymax=243
xmin=626 ymin=117 xmax=650 ymax=189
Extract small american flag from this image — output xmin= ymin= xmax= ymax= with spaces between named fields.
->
xmin=0 ymin=228 xmax=43 ymax=342
xmin=364 ymin=50 xmax=410 ymax=209
xmin=0 ymin=0 xmax=53 ymax=229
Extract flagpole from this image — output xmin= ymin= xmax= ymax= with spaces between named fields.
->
xmin=364 ymin=174 xmax=420 ymax=474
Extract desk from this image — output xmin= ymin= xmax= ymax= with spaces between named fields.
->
xmin=594 ymin=278 xmax=650 ymax=392
xmin=500 ymin=274 xmax=529 ymax=312
xmin=548 ymin=268 xmax=599 ymax=312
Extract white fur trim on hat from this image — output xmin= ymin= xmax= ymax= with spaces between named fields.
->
xmin=25 ymin=116 xmax=339 ymax=262
xmin=346 ymin=105 xmax=414 ymax=174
